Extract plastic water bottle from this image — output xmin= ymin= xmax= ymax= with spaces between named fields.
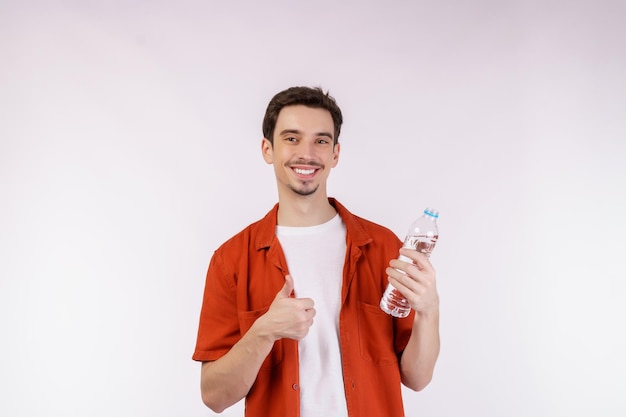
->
xmin=380 ymin=208 xmax=439 ymax=318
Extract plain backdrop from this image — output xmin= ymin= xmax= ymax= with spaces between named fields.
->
xmin=1 ymin=1 xmax=625 ymax=416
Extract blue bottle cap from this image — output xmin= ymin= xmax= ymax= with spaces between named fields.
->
xmin=424 ymin=208 xmax=439 ymax=218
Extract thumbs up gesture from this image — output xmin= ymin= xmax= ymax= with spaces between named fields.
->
xmin=257 ymin=275 xmax=316 ymax=342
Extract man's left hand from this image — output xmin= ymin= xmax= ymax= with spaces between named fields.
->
xmin=386 ymin=248 xmax=439 ymax=317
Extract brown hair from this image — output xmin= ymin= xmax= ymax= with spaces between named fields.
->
xmin=262 ymin=86 xmax=343 ymax=145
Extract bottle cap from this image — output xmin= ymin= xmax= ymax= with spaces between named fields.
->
xmin=424 ymin=208 xmax=439 ymax=218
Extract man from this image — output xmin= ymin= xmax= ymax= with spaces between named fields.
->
xmin=193 ymin=86 xmax=440 ymax=417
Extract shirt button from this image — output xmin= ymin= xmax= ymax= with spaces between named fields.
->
xmin=292 ymin=383 xmax=299 ymax=391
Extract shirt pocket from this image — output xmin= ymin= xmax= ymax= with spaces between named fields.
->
xmin=238 ymin=307 xmax=284 ymax=369
xmin=357 ymin=301 xmax=398 ymax=365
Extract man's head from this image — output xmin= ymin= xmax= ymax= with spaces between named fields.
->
xmin=262 ymin=86 xmax=343 ymax=145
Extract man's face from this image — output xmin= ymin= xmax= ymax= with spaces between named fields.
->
xmin=262 ymin=105 xmax=340 ymax=198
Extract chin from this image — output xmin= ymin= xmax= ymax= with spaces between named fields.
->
xmin=289 ymin=185 xmax=319 ymax=197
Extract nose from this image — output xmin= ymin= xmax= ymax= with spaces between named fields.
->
xmin=297 ymin=140 xmax=316 ymax=161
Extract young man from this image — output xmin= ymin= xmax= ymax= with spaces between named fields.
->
xmin=193 ymin=86 xmax=440 ymax=417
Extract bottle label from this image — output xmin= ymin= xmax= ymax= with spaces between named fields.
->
xmin=402 ymin=235 xmax=438 ymax=257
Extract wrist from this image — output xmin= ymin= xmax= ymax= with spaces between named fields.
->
xmin=248 ymin=315 xmax=279 ymax=345
xmin=414 ymin=305 xmax=439 ymax=322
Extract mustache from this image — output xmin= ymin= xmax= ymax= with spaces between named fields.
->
xmin=286 ymin=159 xmax=323 ymax=168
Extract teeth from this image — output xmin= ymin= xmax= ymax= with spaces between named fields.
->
xmin=294 ymin=168 xmax=315 ymax=175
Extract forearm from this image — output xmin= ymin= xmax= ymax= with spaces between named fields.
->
xmin=200 ymin=323 xmax=275 ymax=412
xmin=199 ymin=275 xmax=313 ymax=412
xmin=400 ymin=310 xmax=440 ymax=391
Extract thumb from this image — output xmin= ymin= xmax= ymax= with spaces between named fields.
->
xmin=275 ymin=274 xmax=294 ymax=299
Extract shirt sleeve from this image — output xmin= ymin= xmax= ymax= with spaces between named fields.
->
xmin=192 ymin=250 xmax=240 ymax=362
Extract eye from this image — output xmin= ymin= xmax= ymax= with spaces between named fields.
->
xmin=317 ymin=138 xmax=330 ymax=144
xmin=285 ymin=136 xmax=298 ymax=142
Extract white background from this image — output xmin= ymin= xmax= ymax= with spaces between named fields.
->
xmin=1 ymin=1 xmax=625 ymax=416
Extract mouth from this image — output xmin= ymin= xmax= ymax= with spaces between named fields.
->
xmin=290 ymin=165 xmax=320 ymax=179
xmin=293 ymin=167 xmax=316 ymax=175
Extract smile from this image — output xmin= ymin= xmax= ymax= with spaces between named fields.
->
xmin=293 ymin=168 xmax=316 ymax=175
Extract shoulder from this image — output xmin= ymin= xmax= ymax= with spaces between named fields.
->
xmin=343 ymin=211 xmax=402 ymax=264
xmin=213 ymin=204 xmax=278 ymax=256
xmin=214 ymin=217 xmax=263 ymax=254
xmin=355 ymin=214 xmax=397 ymax=239
xmin=353 ymin=214 xmax=402 ymax=247
xmin=332 ymin=199 xmax=400 ymax=246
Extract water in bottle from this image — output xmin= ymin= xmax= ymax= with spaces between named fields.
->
xmin=380 ymin=208 xmax=439 ymax=318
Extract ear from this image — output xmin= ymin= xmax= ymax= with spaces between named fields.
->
xmin=331 ymin=143 xmax=340 ymax=168
xmin=261 ymin=138 xmax=273 ymax=164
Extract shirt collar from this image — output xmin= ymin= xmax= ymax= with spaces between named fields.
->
xmin=254 ymin=198 xmax=372 ymax=250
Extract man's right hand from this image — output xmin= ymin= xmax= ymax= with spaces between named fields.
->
xmin=200 ymin=274 xmax=314 ymax=412
xmin=256 ymin=274 xmax=316 ymax=341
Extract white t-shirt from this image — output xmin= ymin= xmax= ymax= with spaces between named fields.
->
xmin=276 ymin=214 xmax=348 ymax=417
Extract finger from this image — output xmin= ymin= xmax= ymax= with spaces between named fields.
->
xmin=304 ymin=305 xmax=316 ymax=317
xmin=387 ymin=267 xmax=420 ymax=291
xmin=298 ymin=298 xmax=315 ymax=310
xmin=387 ymin=261 xmax=431 ymax=289
xmin=276 ymin=274 xmax=295 ymax=299
xmin=388 ymin=259 xmax=423 ymax=282
xmin=399 ymin=248 xmax=434 ymax=271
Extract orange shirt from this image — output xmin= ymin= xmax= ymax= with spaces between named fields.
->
xmin=193 ymin=198 xmax=415 ymax=417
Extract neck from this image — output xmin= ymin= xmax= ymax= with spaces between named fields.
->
xmin=276 ymin=193 xmax=337 ymax=227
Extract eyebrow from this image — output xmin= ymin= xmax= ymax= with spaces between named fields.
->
xmin=279 ymin=129 xmax=334 ymax=140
